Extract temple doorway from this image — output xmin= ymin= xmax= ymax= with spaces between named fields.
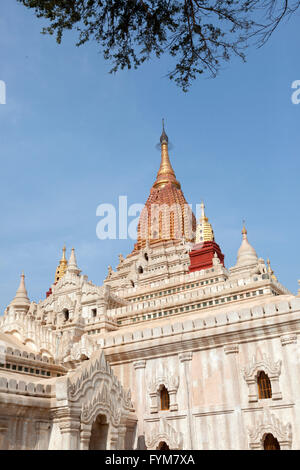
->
xmin=263 ymin=433 xmax=280 ymax=450
xmin=89 ymin=414 xmax=109 ymax=450
xmin=157 ymin=441 xmax=170 ymax=450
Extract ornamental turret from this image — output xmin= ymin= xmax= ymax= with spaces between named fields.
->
xmin=10 ymin=272 xmax=30 ymax=311
xmin=46 ymin=246 xmax=68 ymax=297
xmin=235 ymin=224 xmax=258 ymax=268
xmin=189 ymin=202 xmax=224 ymax=272
xmin=267 ymin=258 xmax=277 ymax=281
xmin=54 ymin=245 xmax=68 ymax=283
xmin=67 ymin=248 xmax=81 ymax=275
xmin=195 ymin=202 xmax=215 ymax=243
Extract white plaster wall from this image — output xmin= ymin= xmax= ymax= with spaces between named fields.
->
xmin=48 ymin=422 xmax=62 ymax=450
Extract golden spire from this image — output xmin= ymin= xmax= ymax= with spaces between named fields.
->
xmin=242 ymin=221 xmax=247 ymax=238
xmin=54 ymin=245 xmax=68 ymax=283
xmin=153 ymin=119 xmax=181 ymax=189
xmin=195 ymin=202 xmax=215 ymax=243
xmin=267 ymin=258 xmax=277 ymax=281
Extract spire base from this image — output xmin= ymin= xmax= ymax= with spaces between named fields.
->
xmin=189 ymin=241 xmax=225 ymax=272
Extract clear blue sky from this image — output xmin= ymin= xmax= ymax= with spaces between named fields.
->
xmin=0 ymin=1 xmax=299 ymax=312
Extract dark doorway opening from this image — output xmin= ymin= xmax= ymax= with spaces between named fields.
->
xmin=89 ymin=414 xmax=109 ymax=450
xmin=264 ymin=433 xmax=280 ymax=450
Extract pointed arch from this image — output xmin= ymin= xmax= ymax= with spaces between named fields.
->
xmin=248 ymin=409 xmax=292 ymax=450
xmin=145 ymin=418 xmax=182 ymax=450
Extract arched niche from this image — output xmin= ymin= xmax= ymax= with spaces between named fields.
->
xmin=89 ymin=414 xmax=109 ymax=450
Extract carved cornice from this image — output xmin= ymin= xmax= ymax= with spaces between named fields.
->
xmin=178 ymin=352 xmax=193 ymax=363
xmin=224 ymin=344 xmax=239 ymax=355
xmin=133 ymin=360 xmax=146 ymax=370
xmin=281 ymin=334 xmax=297 ymax=346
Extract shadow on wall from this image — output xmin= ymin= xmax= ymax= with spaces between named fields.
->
xmin=136 ymin=435 xmax=147 ymax=450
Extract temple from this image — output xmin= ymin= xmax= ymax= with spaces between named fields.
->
xmin=0 ymin=124 xmax=299 ymax=450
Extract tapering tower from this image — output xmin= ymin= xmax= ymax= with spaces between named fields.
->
xmin=54 ymin=245 xmax=68 ymax=283
xmin=133 ymin=121 xmax=196 ymax=251
xmin=10 ymin=272 xmax=30 ymax=312
xmin=46 ymin=246 xmax=68 ymax=298
xmin=189 ymin=202 xmax=224 ymax=272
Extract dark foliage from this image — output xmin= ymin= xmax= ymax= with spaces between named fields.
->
xmin=17 ymin=0 xmax=300 ymax=91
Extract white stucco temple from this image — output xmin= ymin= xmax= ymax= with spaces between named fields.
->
xmin=0 ymin=125 xmax=299 ymax=450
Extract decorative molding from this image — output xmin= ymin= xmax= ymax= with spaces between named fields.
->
xmin=281 ymin=334 xmax=297 ymax=346
xmin=148 ymin=374 xmax=179 ymax=394
xmin=248 ymin=408 xmax=292 ymax=450
xmin=178 ymin=352 xmax=193 ymax=363
xmin=243 ymin=353 xmax=282 ymax=402
xmin=81 ymin=383 xmax=123 ymax=427
xmin=0 ymin=419 xmax=8 ymax=433
xmin=243 ymin=354 xmax=282 ymax=380
xmin=53 ymin=349 xmax=137 ymax=447
xmin=145 ymin=418 xmax=183 ymax=450
xmin=224 ymin=344 xmax=239 ymax=355
xmin=70 ymin=334 xmax=96 ymax=362
xmin=133 ymin=360 xmax=146 ymax=370
xmin=147 ymin=372 xmax=179 ymax=413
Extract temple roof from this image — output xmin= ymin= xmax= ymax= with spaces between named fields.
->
xmin=134 ymin=123 xmax=196 ymax=251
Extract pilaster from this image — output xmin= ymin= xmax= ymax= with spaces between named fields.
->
xmin=133 ymin=360 xmax=146 ymax=445
xmin=80 ymin=423 xmax=92 ymax=450
xmin=224 ymin=343 xmax=247 ymax=449
xmin=179 ymin=351 xmax=193 ymax=449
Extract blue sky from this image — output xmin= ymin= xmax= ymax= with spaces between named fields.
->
xmin=0 ymin=1 xmax=299 ymax=311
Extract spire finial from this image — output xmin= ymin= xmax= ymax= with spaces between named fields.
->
xmin=160 ymin=118 xmax=168 ymax=144
xmin=200 ymin=202 xmax=208 ymax=222
xmin=67 ymin=247 xmax=81 ymax=275
xmin=267 ymin=258 xmax=277 ymax=280
xmin=196 ymin=201 xmax=215 ymax=243
xmin=154 ymin=120 xmax=180 ymax=189
xmin=54 ymin=245 xmax=68 ymax=283
xmin=242 ymin=220 xmax=247 ymax=238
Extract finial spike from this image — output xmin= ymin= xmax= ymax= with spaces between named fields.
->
xmin=54 ymin=245 xmax=68 ymax=283
xmin=160 ymin=118 xmax=168 ymax=145
xmin=242 ymin=221 xmax=247 ymax=237
xmin=154 ymin=120 xmax=180 ymax=189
